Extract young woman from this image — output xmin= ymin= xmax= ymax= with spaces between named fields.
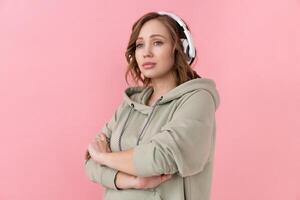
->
xmin=84 ymin=11 xmax=220 ymax=200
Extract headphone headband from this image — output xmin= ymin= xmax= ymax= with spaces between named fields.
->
xmin=157 ymin=11 xmax=196 ymax=64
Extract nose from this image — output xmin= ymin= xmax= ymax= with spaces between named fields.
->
xmin=142 ymin=44 xmax=153 ymax=58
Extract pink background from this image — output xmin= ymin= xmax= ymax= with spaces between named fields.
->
xmin=0 ymin=0 xmax=299 ymax=199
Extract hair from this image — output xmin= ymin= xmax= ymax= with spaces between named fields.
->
xmin=125 ymin=12 xmax=201 ymax=87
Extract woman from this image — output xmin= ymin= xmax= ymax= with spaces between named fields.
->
xmin=84 ymin=11 xmax=220 ymax=200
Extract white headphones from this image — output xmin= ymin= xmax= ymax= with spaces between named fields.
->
xmin=157 ymin=11 xmax=196 ymax=65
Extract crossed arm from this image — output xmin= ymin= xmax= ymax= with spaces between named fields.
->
xmin=87 ymin=142 xmax=137 ymax=175
xmin=85 ymin=134 xmax=172 ymax=190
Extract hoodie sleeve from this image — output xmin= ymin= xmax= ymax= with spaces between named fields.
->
xmin=84 ymin=101 xmax=125 ymax=190
xmin=84 ymin=158 xmax=119 ymax=190
xmin=133 ymin=90 xmax=216 ymax=177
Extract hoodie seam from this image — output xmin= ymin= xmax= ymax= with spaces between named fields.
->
xmin=175 ymin=89 xmax=215 ymax=113
xmin=174 ymin=89 xmax=203 ymax=112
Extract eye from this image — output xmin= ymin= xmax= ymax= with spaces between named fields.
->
xmin=135 ymin=41 xmax=163 ymax=49
xmin=154 ymin=41 xmax=163 ymax=46
xmin=135 ymin=43 xmax=143 ymax=48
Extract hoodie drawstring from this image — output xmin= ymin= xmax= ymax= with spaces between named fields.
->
xmin=136 ymin=96 xmax=163 ymax=145
xmin=117 ymin=96 xmax=163 ymax=151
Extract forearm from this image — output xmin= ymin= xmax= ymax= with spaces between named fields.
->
xmin=101 ymin=148 xmax=138 ymax=176
xmin=88 ymin=149 xmax=172 ymax=190
xmin=115 ymin=171 xmax=139 ymax=189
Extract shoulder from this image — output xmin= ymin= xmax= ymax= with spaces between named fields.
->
xmin=176 ymin=89 xmax=215 ymax=111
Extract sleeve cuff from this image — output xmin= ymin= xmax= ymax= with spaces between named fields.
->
xmin=100 ymin=165 xmax=119 ymax=190
xmin=113 ymin=171 xmax=122 ymax=190
xmin=84 ymin=159 xmax=119 ymax=190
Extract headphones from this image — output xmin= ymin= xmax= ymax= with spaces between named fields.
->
xmin=157 ymin=11 xmax=196 ymax=65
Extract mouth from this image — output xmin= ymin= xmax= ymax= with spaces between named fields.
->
xmin=142 ymin=62 xmax=156 ymax=69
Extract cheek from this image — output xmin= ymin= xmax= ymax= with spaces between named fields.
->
xmin=135 ymin=51 xmax=142 ymax=63
xmin=160 ymin=50 xmax=174 ymax=65
xmin=158 ymin=45 xmax=173 ymax=57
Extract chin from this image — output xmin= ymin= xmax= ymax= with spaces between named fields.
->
xmin=143 ymin=69 xmax=174 ymax=79
xmin=142 ymin=72 xmax=160 ymax=79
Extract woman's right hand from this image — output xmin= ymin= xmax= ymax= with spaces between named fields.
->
xmin=85 ymin=132 xmax=111 ymax=161
xmin=134 ymin=174 xmax=173 ymax=189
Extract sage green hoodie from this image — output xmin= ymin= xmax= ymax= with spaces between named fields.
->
xmin=84 ymin=77 xmax=220 ymax=200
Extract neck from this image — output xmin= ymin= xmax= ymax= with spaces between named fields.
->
xmin=149 ymin=73 xmax=177 ymax=98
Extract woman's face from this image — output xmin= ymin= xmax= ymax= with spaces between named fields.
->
xmin=135 ymin=19 xmax=175 ymax=80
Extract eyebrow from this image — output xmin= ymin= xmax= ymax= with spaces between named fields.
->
xmin=137 ymin=34 xmax=167 ymax=40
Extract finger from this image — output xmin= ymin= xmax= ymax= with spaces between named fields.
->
xmin=97 ymin=140 xmax=108 ymax=152
xmin=98 ymin=138 xmax=109 ymax=146
xmin=105 ymin=146 xmax=112 ymax=153
xmin=104 ymin=144 xmax=111 ymax=153
xmin=101 ymin=142 xmax=111 ymax=153
xmin=88 ymin=142 xmax=101 ymax=155
xmin=92 ymin=141 xmax=101 ymax=151
xmin=98 ymin=133 xmax=110 ymax=147
xmin=97 ymin=138 xmax=107 ymax=145
xmin=99 ymin=133 xmax=107 ymax=142
xmin=160 ymin=174 xmax=172 ymax=182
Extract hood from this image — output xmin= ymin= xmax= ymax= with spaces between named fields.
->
xmin=123 ymin=78 xmax=220 ymax=114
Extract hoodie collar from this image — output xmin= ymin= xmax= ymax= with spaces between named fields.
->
xmin=123 ymin=78 xmax=220 ymax=114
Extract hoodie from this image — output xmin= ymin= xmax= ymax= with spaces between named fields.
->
xmin=84 ymin=77 xmax=220 ymax=200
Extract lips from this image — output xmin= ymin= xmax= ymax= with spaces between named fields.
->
xmin=142 ymin=62 xmax=156 ymax=69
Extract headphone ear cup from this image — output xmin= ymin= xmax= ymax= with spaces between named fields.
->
xmin=181 ymin=38 xmax=191 ymax=61
xmin=181 ymin=39 xmax=188 ymax=54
